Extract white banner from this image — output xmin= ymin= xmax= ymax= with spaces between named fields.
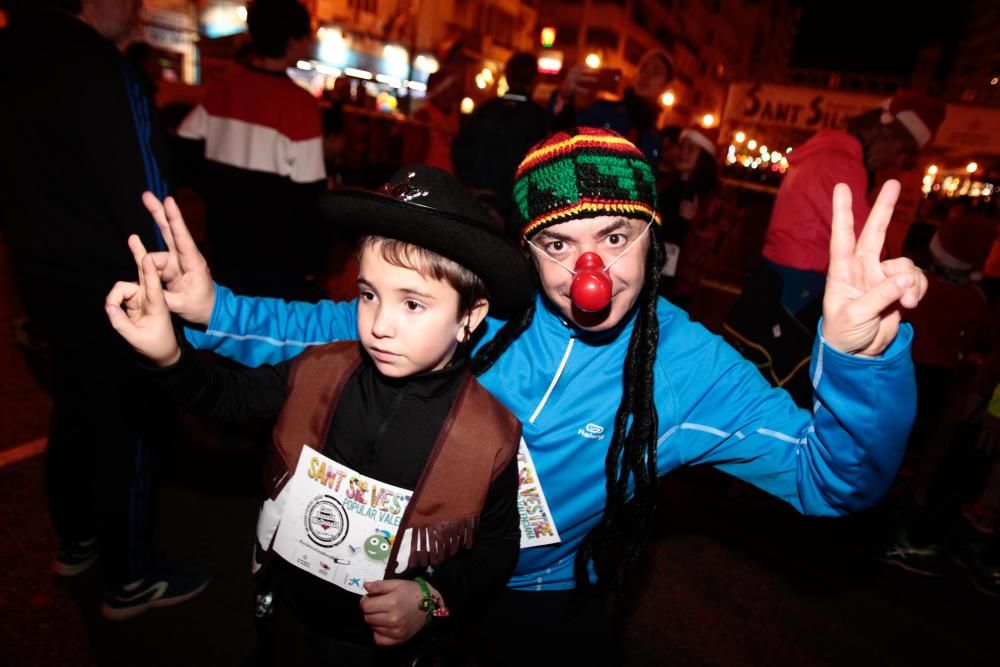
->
xmin=722 ymin=82 xmax=1000 ymax=155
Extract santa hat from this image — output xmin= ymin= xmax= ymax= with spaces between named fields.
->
xmin=879 ymin=90 xmax=946 ymax=149
xmin=929 ymin=214 xmax=998 ymax=272
xmin=680 ymin=125 xmax=720 ymax=157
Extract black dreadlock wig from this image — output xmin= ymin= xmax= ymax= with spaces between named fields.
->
xmin=470 ymin=227 xmax=666 ymax=604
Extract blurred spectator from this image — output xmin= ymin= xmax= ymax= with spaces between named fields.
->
xmin=0 ymin=0 xmax=207 ymax=619
xmin=404 ymin=69 xmax=462 ymax=174
xmin=551 ymin=48 xmax=674 ymax=165
xmin=177 ymin=0 xmax=326 ymax=300
xmin=908 ymin=215 xmax=995 ymax=372
xmin=452 ymin=51 xmax=549 ymax=235
xmin=881 ymin=217 xmax=1000 ymax=598
xmin=655 ymin=124 xmax=683 ymax=190
xmin=659 ymin=124 xmax=731 ymax=309
xmin=725 ymin=90 xmax=946 ymax=406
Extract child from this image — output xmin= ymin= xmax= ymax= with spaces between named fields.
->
xmin=105 ymin=165 xmax=533 ymax=664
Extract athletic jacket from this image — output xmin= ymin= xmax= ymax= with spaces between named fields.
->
xmin=186 ymin=288 xmax=916 ymax=591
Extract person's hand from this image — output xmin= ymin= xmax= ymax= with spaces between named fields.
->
xmin=359 ymin=579 xmax=435 ymax=646
xmin=141 ymin=192 xmax=216 ymax=325
xmin=557 ymin=65 xmax=597 ymax=106
xmin=821 ymin=180 xmax=928 ymax=356
xmin=105 ymin=235 xmax=181 ymax=367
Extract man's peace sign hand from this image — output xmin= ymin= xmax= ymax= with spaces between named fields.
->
xmin=821 ymin=180 xmax=927 ymax=357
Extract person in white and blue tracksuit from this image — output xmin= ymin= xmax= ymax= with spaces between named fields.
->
xmin=143 ymin=127 xmax=928 ymax=664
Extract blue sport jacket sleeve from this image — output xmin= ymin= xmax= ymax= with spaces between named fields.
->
xmin=183 ymin=284 xmax=358 ymax=367
xmin=657 ymin=321 xmax=915 ymax=516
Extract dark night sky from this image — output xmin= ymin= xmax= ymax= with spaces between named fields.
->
xmin=789 ymin=0 xmax=971 ymax=77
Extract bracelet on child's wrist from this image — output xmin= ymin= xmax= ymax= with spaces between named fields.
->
xmin=414 ymin=576 xmax=449 ymax=621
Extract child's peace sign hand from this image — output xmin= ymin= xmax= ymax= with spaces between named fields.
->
xmin=105 ymin=234 xmax=181 ymax=367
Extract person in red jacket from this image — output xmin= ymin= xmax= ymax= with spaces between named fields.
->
xmin=762 ymin=90 xmax=946 ymax=314
xmin=726 ymin=91 xmax=946 ymax=406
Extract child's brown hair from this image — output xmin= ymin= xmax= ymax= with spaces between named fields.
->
xmin=357 ymin=235 xmax=490 ymax=319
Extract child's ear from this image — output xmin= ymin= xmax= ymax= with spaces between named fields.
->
xmin=458 ymin=299 xmax=490 ymax=343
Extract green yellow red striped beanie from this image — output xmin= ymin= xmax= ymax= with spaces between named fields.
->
xmin=513 ymin=127 xmax=660 ymax=240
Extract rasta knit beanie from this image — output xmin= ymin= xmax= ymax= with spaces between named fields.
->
xmin=512 ymin=127 xmax=661 ymax=240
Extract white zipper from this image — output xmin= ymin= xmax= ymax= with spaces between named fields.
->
xmin=529 ymin=337 xmax=574 ymax=424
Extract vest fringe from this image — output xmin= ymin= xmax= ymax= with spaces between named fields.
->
xmin=407 ymin=516 xmax=480 ymax=569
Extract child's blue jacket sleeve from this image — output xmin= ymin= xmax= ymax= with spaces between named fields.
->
xmin=183 ymin=284 xmax=359 ymax=367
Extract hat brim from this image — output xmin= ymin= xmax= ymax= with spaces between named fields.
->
xmin=318 ymin=190 xmax=534 ymax=318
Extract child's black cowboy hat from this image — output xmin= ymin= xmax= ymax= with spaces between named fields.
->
xmin=318 ymin=165 xmax=533 ymax=317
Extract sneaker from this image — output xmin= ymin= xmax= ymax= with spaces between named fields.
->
xmin=100 ymin=569 xmax=211 ymax=621
xmin=948 ymin=541 xmax=1000 ymax=599
xmin=879 ymin=530 xmax=945 ymax=577
xmin=54 ymin=538 xmax=99 ymax=577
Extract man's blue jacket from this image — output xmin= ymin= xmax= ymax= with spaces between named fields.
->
xmin=186 ymin=287 xmax=915 ymax=591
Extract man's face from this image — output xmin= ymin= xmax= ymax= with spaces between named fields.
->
xmin=866 ymin=121 xmax=919 ymax=172
xmin=675 ymin=138 xmax=702 ymax=175
xmin=356 ymin=243 xmax=476 ymax=378
xmin=528 ymin=216 xmax=651 ymax=332
xmin=634 ymin=56 xmax=671 ymax=101
xmin=83 ymin=0 xmax=141 ymax=45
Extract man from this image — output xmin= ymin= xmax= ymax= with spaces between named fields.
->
xmin=0 ymin=0 xmax=207 ymax=619
xmin=727 ymin=90 xmax=946 ymax=404
xmin=451 ymin=51 xmax=549 ymax=235
xmin=178 ymin=0 xmax=325 ymax=300
xmin=552 ymin=48 xmax=674 ymax=165
xmin=131 ymin=127 xmax=926 ymax=663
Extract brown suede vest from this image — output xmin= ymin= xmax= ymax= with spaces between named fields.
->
xmin=264 ymin=341 xmax=520 ymax=576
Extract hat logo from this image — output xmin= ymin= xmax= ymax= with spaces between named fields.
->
xmin=381 ymin=171 xmax=429 ymax=202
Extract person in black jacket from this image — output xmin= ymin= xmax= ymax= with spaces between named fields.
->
xmin=451 ymin=51 xmax=549 ymax=238
xmin=0 ymin=0 xmax=208 ymax=620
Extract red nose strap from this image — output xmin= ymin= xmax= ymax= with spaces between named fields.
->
xmin=570 ymin=252 xmax=613 ymax=312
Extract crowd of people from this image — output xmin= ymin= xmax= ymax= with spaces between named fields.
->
xmin=1 ymin=0 xmax=998 ymax=665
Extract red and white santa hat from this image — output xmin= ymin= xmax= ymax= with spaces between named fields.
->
xmin=680 ymin=124 xmax=720 ymax=157
xmin=930 ymin=214 xmax=998 ymax=272
xmin=879 ymin=90 xmax=946 ymax=149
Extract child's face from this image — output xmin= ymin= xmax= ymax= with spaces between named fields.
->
xmin=356 ymin=244 xmax=474 ymax=378
xmin=528 ymin=216 xmax=650 ymax=331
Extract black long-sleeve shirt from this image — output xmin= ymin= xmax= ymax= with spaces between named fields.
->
xmin=148 ymin=345 xmax=519 ymax=643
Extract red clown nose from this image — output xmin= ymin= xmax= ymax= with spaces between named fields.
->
xmin=570 ymin=252 xmax=613 ymax=312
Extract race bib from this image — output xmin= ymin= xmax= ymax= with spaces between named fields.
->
xmin=272 ymin=446 xmax=413 ymax=595
xmin=516 ymin=438 xmax=561 ymax=548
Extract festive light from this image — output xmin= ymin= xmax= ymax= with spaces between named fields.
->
xmin=702 ymin=114 xmax=715 ymax=127
xmin=747 ymin=139 xmax=757 ymax=150
xmin=537 ymin=56 xmax=562 ymax=74
xmin=661 ymin=91 xmax=676 ymax=107
xmin=927 ymin=164 xmax=938 ymax=175
xmin=734 ymin=131 xmax=746 ymax=143
xmin=414 ymin=54 xmax=440 ymax=74
xmin=460 ymin=97 xmax=475 ymax=114
xmin=585 ymin=53 xmax=601 ymax=69
xmin=540 ymin=27 xmax=556 ymax=48
xmin=967 ymin=162 xmax=979 ymax=173
xmin=343 ymin=67 xmax=373 ymax=80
